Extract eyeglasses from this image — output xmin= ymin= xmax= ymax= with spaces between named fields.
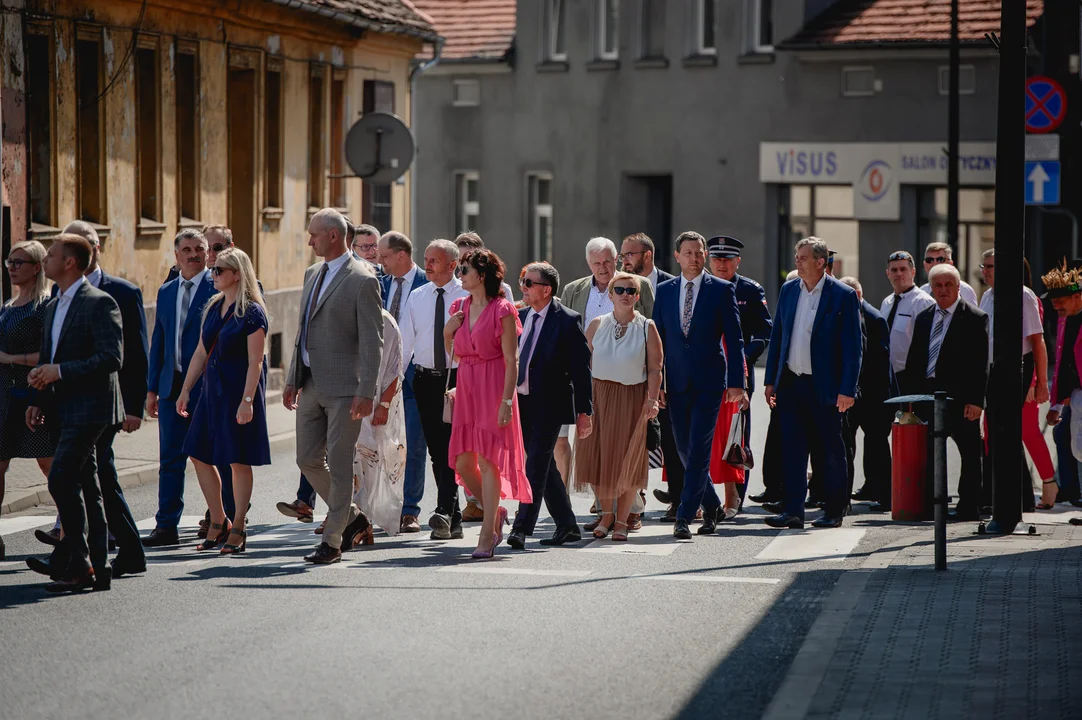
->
xmin=211 ymin=243 xmax=230 ymax=253
xmin=617 ymin=251 xmax=644 ymax=263
xmin=455 ymin=265 xmax=472 ymax=277
xmin=980 ymin=263 xmax=994 ymax=270
xmin=519 ymin=278 xmax=551 ymax=289
xmin=4 ymin=259 xmax=36 ymax=270
xmin=924 ymin=256 xmax=949 ymax=265
xmin=887 ymin=252 xmax=912 ymax=263
xmin=210 ymin=266 xmax=233 ymax=276
xmin=612 ymin=286 xmax=639 ymax=296
xmin=353 ymin=243 xmax=377 ymax=253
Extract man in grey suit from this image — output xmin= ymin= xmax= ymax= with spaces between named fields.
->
xmin=284 ymin=208 xmax=384 ymax=565
xmin=26 ymin=234 xmax=124 ymax=592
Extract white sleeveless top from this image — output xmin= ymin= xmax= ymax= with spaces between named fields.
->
xmin=592 ymin=313 xmax=649 ymax=386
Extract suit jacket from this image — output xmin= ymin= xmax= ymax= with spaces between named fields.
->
xmin=287 ymin=255 xmax=384 ymax=400
xmin=901 ymin=300 xmax=989 ymax=408
xmin=381 ymin=266 xmax=430 ymax=389
xmin=734 ymin=273 xmax=772 ymax=392
xmin=518 ymin=299 xmax=593 ymax=425
xmin=54 ymin=272 xmax=148 ymax=418
xmin=148 ymin=269 xmax=218 ymax=400
xmin=561 ymin=274 xmax=654 ymax=320
xmin=857 ymin=299 xmax=896 ymax=403
xmin=654 ymin=268 xmax=676 ymax=290
xmin=765 ymin=275 xmax=863 ymax=405
xmin=653 ymin=273 xmax=745 ymax=393
xmin=36 ymin=282 xmax=124 ymax=426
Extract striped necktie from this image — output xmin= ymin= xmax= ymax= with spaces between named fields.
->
xmin=926 ymin=308 xmax=949 ymax=377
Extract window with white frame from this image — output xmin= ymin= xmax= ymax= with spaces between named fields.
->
xmin=938 ymin=65 xmax=976 ymax=95
xmin=455 ymin=172 xmax=480 ymax=232
xmin=452 ymin=78 xmax=480 ymax=107
xmin=691 ymin=0 xmax=716 ymax=55
xmin=527 ymin=173 xmax=554 ymax=262
xmin=596 ymin=0 xmax=619 ymax=60
xmin=544 ymin=0 xmax=568 ymax=62
xmin=842 ymin=66 xmax=877 ymax=97
xmin=746 ymin=0 xmax=773 ymax=52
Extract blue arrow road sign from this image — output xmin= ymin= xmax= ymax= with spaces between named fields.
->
xmin=1025 ymin=161 xmax=1060 ymax=206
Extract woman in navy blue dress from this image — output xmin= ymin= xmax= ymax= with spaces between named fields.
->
xmin=178 ymin=248 xmax=270 ymax=554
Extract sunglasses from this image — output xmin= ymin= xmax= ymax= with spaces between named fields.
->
xmin=4 ymin=259 xmax=36 ymax=270
xmin=455 ymin=265 xmax=472 ymax=277
xmin=210 ymin=266 xmax=234 ymax=276
xmin=612 ymin=286 xmax=638 ymax=296
xmin=518 ymin=278 xmax=551 ymax=289
xmin=887 ymin=252 xmax=912 ymax=263
xmin=211 ymin=243 xmax=230 ymax=253
xmin=980 ymin=263 xmax=994 ymax=270
xmin=924 ymin=256 xmax=949 ymax=264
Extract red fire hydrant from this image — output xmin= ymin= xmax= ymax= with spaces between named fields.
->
xmin=891 ymin=408 xmax=929 ymax=521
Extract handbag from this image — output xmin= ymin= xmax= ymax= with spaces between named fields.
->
xmin=723 ymin=410 xmax=754 ymax=469
xmin=642 ymin=319 xmax=661 ymax=451
xmin=442 ymin=338 xmax=455 ymax=423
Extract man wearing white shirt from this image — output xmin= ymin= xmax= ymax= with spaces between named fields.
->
xmin=920 ymin=242 xmax=979 ymax=306
xmin=881 ymin=250 xmax=937 ymax=394
xmin=400 ymin=240 xmax=469 ymax=540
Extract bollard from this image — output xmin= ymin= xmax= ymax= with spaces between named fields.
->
xmin=933 ymin=391 xmax=948 ymax=571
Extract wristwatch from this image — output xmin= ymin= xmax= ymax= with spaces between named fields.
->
xmin=379 ymin=401 xmax=391 ymax=409
xmin=243 ymin=396 xmax=253 ymax=404
xmin=502 ymin=398 xmax=513 ymax=407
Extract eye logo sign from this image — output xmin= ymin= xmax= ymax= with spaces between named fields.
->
xmin=859 ymin=160 xmax=892 ymax=202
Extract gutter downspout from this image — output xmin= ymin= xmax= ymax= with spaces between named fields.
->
xmin=408 ymin=37 xmax=444 ymax=238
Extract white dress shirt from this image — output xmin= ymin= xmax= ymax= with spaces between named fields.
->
xmin=921 ymin=279 xmax=978 ymax=306
xmin=787 ymin=274 xmax=825 ymax=375
xmin=400 ymin=277 xmax=470 ymax=369
xmin=384 ymin=264 xmax=420 ymax=320
xmin=86 ymin=267 xmax=103 ymax=288
xmin=176 ymin=270 xmax=206 ymax=371
xmin=979 ymin=286 xmax=1044 ymax=362
xmin=51 ymin=276 xmax=86 ymax=364
xmin=301 ymin=253 xmax=352 ymax=367
xmin=516 ymin=301 xmax=551 ymax=395
xmin=926 ymin=299 xmax=959 ymax=378
xmin=881 ymin=285 xmax=936 ymax=373
xmin=679 ymin=270 xmax=706 ymax=326
xmin=585 ymin=278 xmax=614 ymax=325
xmin=646 ymin=267 xmax=659 ymax=293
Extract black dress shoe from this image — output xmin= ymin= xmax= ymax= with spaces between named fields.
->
xmin=658 ymin=504 xmax=677 ymax=522
xmin=805 ymin=499 xmax=823 ymax=509
xmin=765 ymin=513 xmax=804 ymax=529
xmin=304 ymin=542 xmax=342 ymax=564
xmin=93 ymin=566 xmax=112 ymax=592
xmin=749 ymin=492 xmax=779 ymax=504
xmin=761 ymin=501 xmax=784 ymax=514
xmin=811 ymin=515 xmax=844 ymax=528
xmin=340 ymin=512 xmax=371 ymax=552
xmin=141 ymin=527 xmax=180 ymax=547
xmin=868 ymin=503 xmax=892 ymax=513
xmin=851 ymin=487 xmax=875 ymax=502
xmin=45 ymin=568 xmax=96 ymax=593
xmin=506 ymin=530 xmax=527 ymax=549
xmin=1069 ymin=517 xmax=1082 ymax=526
xmin=1070 ymin=500 xmax=1082 ymax=508
xmin=673 ymin=519 xmax=693 ymax=540
xmin=653 ymin=488 xmax=672 ymax=505
xmin=26 ymin=557 xmax=63 ymax=580
xmin=697 ymin=508 xmax=719 ymax=535
xmin=34 ymin=528 xmax=62 ymax=547
xmin=539 ymin=526 xmax=582 ymax=546
xmin=111 ymin=557 xmax=147 ymax=579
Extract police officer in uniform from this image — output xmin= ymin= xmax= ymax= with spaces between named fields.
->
xmin=706 ymin=236 xmax=772 ymax=506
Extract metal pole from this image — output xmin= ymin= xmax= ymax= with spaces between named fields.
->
xmin=934 ymin=391 xmax=948 ymax=570
xmin=946 ymin=0 xmax=960 ymax=259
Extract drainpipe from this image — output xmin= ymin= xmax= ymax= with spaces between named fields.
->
xmin=408 ymin=37 xmax=444 ymax=238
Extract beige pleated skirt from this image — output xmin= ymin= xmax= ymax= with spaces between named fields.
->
xmin=573 ymin=379 xmax=650 ymax=496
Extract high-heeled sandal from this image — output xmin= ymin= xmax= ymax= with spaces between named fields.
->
xmin=471 ymin=530 xmax=499 ymax=559
xmin=220 ymin=527 xmax=247 ymax=555
xmin=593 ymin=513 xmax=615 ymax=539
xmin=612 ymin=521 xmax=629 ymax=542
xmin=196 ymin=519 xmax=232 ymax=551
xmin=1036 ymin=479 xmax=1059 ymax=510
xmin=495 ymin=506 xmax=509 ymax=544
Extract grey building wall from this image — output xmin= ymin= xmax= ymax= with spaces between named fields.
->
xmin=414 ymin=0 xmax=1002 ymax=301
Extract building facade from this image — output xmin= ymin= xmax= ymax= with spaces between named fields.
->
xmin=1 ymin=0 xmax=436 ymax=371
xmin=414 ymin=0 xmax=1075 ymax=304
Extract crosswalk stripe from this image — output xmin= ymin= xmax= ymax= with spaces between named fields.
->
xmin=580 ymin=523 xmax=682 ymax=556
xmin=0 ymin=515 xmax=55 ymax=537
xmin=632 ymin=573 xmax=780 ymax=585
xmin=437 ymin=566 xmax=592 ymax=578
xmin=755 ymin=528 xmax=865 ymax=562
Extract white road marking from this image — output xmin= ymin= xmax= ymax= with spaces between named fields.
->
xmin=1023 ymin=509 xmax=1082 ymax=525
xmin=633 ymin=573 xmax=781 ymax=585
xmin=580 ymin=523 xmax=682 ymax=556
xmin=0 ymin=515 xmax=55 ymax=537
xmin=755 ymin=528 xmax=865 ymax=562
xmin=437 ymin=566 xmax=592 ymax=578
xmin=136 ymin=515 xmax=204 ymax=532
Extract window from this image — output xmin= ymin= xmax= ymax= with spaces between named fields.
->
xmin=330 ymin=72 xmax=347 ymax=209
xmin=455 ymin=172 xmax=480 ymax=233
xmin=544 ymin=0 xmax=568 ymax=62
xmin=919 ymin=187 xmax=995 ymax=289
xmin=938 ymin=65 xmax=976 ymax=96
xmin=747 ymin=0 xmax=773 ymax=52
xmin=640 ymin=0 xmax=666 ymax=59
xmin=76 ymin=34 xmax=104 ymax=224
xmin=362 ymin=80 xmax=395 ymax=231
xmin=308 ymin=66 xmax=326 ymax=209
xmin=26 ymin=30 xmax=54 ymax=228
xmin=264 ymin=62 xmax=283 ymax=209
xmin=842 ymin=66 xmax=877 ymax=97
xmin=175 ymin=47 xmax=199 ymax=223
xmin=452 ymin=78 xmax=480 ymax=107
xmin=787 ymin=185 xmax=859 ymax=278
xmin=692 ymin=0 xmax=716 ymax=55
xmin=135 ymin=42 xmax=161 ymax=223
xmin=596 ymin=0 xmax=619 ymax=60
xmin=527 ymin=173 xmax=553 ymax=262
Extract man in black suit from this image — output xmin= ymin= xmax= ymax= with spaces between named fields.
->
xmin=507 ymin=262 xmax=593 ymax=549
xmin=900 ymin=264 xmax=989 ymax=520
xmin=26 ymin=234 xmax=124 ymax=592
xmin=838 ymin=277 xmax=897 ymax=511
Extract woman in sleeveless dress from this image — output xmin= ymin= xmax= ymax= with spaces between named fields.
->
xmin=445 ymin=249 xmax=531 ymax=559
xmin=575 ymin=271 xmax=663 ymax=541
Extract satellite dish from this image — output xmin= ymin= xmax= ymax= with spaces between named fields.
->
xmin=344 ymin=112 xmax=415 ymax=184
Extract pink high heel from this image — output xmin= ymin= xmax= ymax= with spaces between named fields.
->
xmin=495 ymin=506 xmax=509 ymax=544
xmin=471 ymin=530 xmax=499 ymax=559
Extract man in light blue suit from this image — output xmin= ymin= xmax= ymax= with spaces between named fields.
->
xmin=144 ymin=229 xmax=234 ymax=546
xmin=654 ymin=231 xmax=748 ymax=541
xmin=764 ymin=237 xmax=863 ymax=529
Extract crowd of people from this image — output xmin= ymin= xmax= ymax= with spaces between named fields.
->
xmin=4 ymin=207 xmax=1079 ymax=592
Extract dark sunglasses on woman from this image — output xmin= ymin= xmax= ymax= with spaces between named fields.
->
xmin=210 ymin=266 xmax=232 ymax=276
xmin=455 ymin=265 xmax=471 ymax=277
xmin=612 ymin=286 xmax=638 ymax=296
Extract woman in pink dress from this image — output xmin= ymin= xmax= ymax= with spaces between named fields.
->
xmin=444 ymin=249 xmax=531 ymax=558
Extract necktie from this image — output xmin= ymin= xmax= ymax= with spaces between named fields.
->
xmin=681 ymin=281 xmax=694 ymax=336
xmin=926 ymin=308 xmax=948 ymax=377
xmin=434 ymin=288 xmax=447 ymax=370
xmin=304 ymin=263 xmax=330 ymax=357
xmin=887 ymin=294 xmax=901 ymax=330
xmin=389 ymin=277 xmax=405 ymax=320
xmin=518 ymin=312 xmax=538 ymax=386
xmin=177 ymin=280 xmax=194 ymax=369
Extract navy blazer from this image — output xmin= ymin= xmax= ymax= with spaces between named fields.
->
xmin=381 ymin=266 xmax=430 ymax=388
xmin=857 ymin=299 xmax=897 ymax=403
xmin=518 ymin=299 xmax=593 ymax=425
xmin=653 ymin=273 xmax=745 ymax=393
xmin=147 ymin=270 xmax=218 ymax=400
xmin=764 ymin=275 xmax=863 ymax=405
xmin=734 ymin=273 xmax=772 ymax=392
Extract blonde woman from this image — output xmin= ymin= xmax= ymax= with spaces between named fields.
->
xmin=0 ymin=240 xmax=54 ymax=559
xmin=177 ymin=248 xmax=270 ymax=554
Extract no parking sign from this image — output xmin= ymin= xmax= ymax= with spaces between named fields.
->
xmin=1025 ymin=76 xmax=1067 ymax=133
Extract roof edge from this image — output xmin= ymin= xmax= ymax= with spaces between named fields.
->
xmin=263 ymin=0 xmax=440 ymax=42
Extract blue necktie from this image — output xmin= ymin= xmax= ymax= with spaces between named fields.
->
xmin=517 ymin=313 xmax=538 ymax=386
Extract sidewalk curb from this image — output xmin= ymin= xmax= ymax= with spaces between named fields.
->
xmin=1 ymin=431 xmax=296 ymax=516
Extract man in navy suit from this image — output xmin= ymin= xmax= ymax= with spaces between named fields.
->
xmin=144 ymin=229 xmax=234 ymax=546
xmin=653 ymin=231 xmax=747 ymax=540
xmin=764 ymin=238 xmax=863 ymax=529
xmin=507 ymin=262 xmax=593 ymax=549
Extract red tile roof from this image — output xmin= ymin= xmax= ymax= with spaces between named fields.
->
xmin=275 ymin=0 xmax=438 ymax=39
xmin=784 ymin=0 xmax=1043 ymax=47
xmin=411 ymin=0 xmax=516 ymax=60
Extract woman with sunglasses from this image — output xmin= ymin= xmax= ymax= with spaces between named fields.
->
xmin=0 ymin=241 xmax=55 ymax=559
xmin=177 ymin=248 xmax=270 ymax=554
xmin=444 ymin=249 xmax=531 ymax=558
xmin=574 ymin=271 xmax=663 ymax=541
